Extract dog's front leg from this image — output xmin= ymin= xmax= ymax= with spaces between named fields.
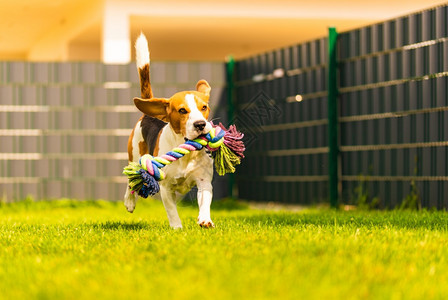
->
xmin=160 ymin=186 xmax=183 ymax=229
xmin=124 ymin=186 xmax=137 ymax=213
xmin=197 ymin=181 xmax=214 ymax=228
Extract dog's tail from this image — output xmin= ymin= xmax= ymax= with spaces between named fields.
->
xmin=135 ymin=33 xmax=153 ymax=99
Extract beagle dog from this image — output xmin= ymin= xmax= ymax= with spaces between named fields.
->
xmin=124 ymin=33 xmax=215 ymax=229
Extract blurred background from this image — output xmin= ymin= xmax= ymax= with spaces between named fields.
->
xmin=0 ymin=0 xmax=446 ymax=62
xmin=0 ymin=0 xmax=447 ymax=208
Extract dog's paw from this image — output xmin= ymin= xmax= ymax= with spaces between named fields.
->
xmin=125 ymin=204 xmax=135 ymax=213
xmin=124 ymin=198 xmax=136 ymax=213
xmin=124 ymin=188 xmax=137 ymax=213
xmin=197 ymin=217 xmax=215 ymax=228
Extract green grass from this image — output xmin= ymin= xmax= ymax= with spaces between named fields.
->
xmin=1 ymin=199 xmax=448 ymax=300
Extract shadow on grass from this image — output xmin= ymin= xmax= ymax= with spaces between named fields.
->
xmin=89 ymin=221 xmax=154 ymax=231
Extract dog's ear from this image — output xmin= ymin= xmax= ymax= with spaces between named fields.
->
xmin=196 ymin=80 xmax=211 ymax=97
xmin=133 ymin=97 xmax=169 ymax=121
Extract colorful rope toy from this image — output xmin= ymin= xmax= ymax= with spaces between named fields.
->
xmin=123 ymin=123 xmax=245 ymax=198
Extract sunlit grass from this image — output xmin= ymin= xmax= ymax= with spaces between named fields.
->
xmin=1 ymin=199 xmax=448 ymax=299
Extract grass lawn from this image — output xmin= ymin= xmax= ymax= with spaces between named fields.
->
xmin=1 ymin=198 xmax=448 ymax=300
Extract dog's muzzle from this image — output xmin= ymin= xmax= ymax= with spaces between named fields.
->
xmin=193 ymin=120 xmax=206 ymax=131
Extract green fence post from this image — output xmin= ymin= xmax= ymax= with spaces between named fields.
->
xmin=328 ymin=27 xmax=339 ymax=208
xmin=226 ymin=56 xmax=236 ymax=199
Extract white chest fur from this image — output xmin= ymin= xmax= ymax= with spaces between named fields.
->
xmin=158 ymin=124 xmax=214 ymax=195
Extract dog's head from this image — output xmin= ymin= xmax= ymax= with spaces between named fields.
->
xmin=134 ymin=80 xmax=212 ymax=140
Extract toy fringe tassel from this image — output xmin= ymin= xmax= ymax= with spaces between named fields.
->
xmin=123 ymin=123 xmax=245 ymax=198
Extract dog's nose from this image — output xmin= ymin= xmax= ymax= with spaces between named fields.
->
xmin=193 ymin=120 xmax=206 ymax=131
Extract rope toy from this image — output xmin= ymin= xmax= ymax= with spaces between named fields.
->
xmin=123 ymin=122 xmax=245 ymax=198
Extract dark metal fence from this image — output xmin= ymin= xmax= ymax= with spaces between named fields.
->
xmin=233 ymin=37 xmax=329 ymax=204
xmin=233 ymin=4 xmax=448 ymax=208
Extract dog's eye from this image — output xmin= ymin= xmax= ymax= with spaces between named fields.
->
xmin=201 ymin=105 xmax=208 ymax=111
xmin=178 ymin=108 xmax=188 ymax=114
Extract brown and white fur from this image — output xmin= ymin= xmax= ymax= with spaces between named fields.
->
xmin=124 ymin=33 xmax=214 ymax=229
